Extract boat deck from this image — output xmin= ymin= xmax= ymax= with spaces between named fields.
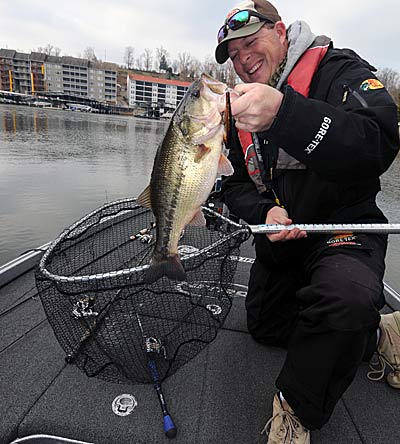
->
xmin=1 ymin=238 xmax=400 ymax=444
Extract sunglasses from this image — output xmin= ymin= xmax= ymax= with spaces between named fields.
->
xmin=217 ymin=9 xmax=275 ymax=43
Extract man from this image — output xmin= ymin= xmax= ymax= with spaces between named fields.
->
xmin=215 ymin=1 xmax=400 ymax=443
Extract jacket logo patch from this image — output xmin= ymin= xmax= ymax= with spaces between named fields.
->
xmin=326 ymin=233 xmax=362 ymax=247
xmin=360 ymin=79 xmax=384 ymax=91
xmin=305 ymin=116 xmax=332 ymax=155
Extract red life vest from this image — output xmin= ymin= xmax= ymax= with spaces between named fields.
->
xmin=238 ymin=41 xmax=330 ymax=194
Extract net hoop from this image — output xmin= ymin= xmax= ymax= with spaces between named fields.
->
xmin=38 ymin=197 xmax=250 ymax=284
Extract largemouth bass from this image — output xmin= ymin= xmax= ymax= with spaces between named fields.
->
xmin=137 ymin=73 xmax=234 ymax=284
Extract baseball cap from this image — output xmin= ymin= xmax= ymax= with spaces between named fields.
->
xmin=215 ymin=0 xmax=281 ymax=64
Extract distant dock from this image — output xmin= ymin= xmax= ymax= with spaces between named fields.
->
xmin=0 ymin=89 xmax=134 ymax=115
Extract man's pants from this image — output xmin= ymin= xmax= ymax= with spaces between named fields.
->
xmin=246 ymin=234 xmax=387 ymax=430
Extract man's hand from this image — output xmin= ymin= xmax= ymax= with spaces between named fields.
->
xmin=266 ymin=206 xmax=307 ymax=243
xmin=230 ymin=83 xmax=283 ymax=133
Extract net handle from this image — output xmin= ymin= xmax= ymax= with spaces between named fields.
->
xmin=202 ymin=206 xmax=400 ymax=234
xmin=248 ymin=223 xmax=400 ymax=234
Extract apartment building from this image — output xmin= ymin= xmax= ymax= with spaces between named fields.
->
xmin=89 ymin=62 xmax=118 ymax=103
xmin=127 ymin=73 xmax=191 ymax=110
xmin=57 ymin=56 xmax=89 ymax=97
xmin=0 ymin=48 xmax=118 ymax=104
xmin=0 ymin=49 xmax=33 ymax=94
xmin=0 ymin=49 xmax=14 ymax=92
xmin=44 ymin=56 xmax=63 ymax=92
xmin=30 ymin=52 xmax=46 ymax=93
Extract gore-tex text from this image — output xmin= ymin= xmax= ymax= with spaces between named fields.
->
xmin=305 ymin=116 xmax=332 ymax=154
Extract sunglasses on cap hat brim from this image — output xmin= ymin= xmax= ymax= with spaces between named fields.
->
xmin=217 ymin=9 xmax=276 ymax=43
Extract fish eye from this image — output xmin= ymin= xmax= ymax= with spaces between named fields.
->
xmin=191 ymin=89 xmax=200 ymax=98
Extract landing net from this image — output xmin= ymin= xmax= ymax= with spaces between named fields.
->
xmin=35 ymin=198 xmax=250 ymax=384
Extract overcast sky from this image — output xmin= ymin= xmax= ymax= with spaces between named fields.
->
xmin=1 ymin=0 xmax=399 ymax=72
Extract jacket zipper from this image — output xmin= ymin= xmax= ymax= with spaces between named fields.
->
xmin=260 ymin=138 xmax=285 ymax=208
xmin=342 ymin=84 xmax=368 ymax=108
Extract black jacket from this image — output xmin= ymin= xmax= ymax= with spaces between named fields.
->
xmin=221 ymin=47 xmax=400 ymax=265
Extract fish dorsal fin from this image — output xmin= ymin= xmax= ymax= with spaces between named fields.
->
xmin=188 ymin=209 xmax=207 ymax=226
xmin=218 ymin=153 xmax=234 ymax=176
xmin=137 ymin=185 xmax=152 ymax=208
xmin=194 ymin=144 xmax=211 ymax=162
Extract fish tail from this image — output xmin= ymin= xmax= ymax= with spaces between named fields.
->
xmin=144 ymin=254 xmax=186 ymax=284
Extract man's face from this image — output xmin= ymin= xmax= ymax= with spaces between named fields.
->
xmin=227 ymin=22 xmax=287 ymax=84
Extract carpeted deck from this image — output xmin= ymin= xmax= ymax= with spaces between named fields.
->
xmin=1 ymin=240 xmax=399 ymax=444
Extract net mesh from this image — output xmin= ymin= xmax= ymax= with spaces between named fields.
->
xmin=36 ymin=198 xmax=250 ymax=384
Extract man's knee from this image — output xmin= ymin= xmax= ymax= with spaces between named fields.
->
xmin=300 ymin=254 xmax=384 ymax=331
xmin=247 ymin=311 xmax=294 ymax=348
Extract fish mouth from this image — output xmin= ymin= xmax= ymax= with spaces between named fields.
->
xmin=189 ymin=107 xmax=223 ymax=144
xmin=199 ymin=79 xmax=227 ymax=115
xmin=192 ymin=124 xmax=224 ymax=145
xmin=200 ymin=73 xmax=227 ymax=95
xmin=191 ymin=81 xmax=239 ymax=145
xmin=183 ymin=73 xmax=238 ymax=145
xmin=187 ymin=76 xmax=227 ymax=127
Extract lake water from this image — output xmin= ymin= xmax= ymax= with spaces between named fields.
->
xmin=0 ymin=104 xmax=168 ymax=266
xmin=1 ymin=104 xmax=399 ymax=289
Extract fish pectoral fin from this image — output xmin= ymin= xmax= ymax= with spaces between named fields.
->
xmin=188 ymin=209 xmax=207 ymax=226
xmin=194 ymin=144 xmax=211 ymax=162
xmin=218 ymin=153 xmax=234 ymax=176
xmin=137 ymin=185 xmax=152 ymax=208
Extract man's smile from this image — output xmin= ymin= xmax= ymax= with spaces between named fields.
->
xmin=247 ymin=61 xmax=263 ymax=75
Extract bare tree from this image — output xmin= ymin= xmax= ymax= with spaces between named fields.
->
xmin=172 ymin=53 xmax=239 ymax=83
xmin=34 ymin=44 xmax=61 ymax=56
xmin=156 ymin=46 xmax=170 ymax=72
xmin=176 ymin=52 xmax=193 ymax=79
xmin=210 ymin=60 xmax=240 ymax=87
xmin=135 ymin=54 xmax=143 ymax=70
xmin=225 ymin=60 xmax=240 ymax=87
xmin=188 ymin=58 xmax=202 ymax=79
xmin=83 ymin=46 xmax=98 ymax=62
xmin=171 ymin=59 xmax=180 ymax=75
xmin=124 ymin=46 xmax=135 ymax=70
xmin=40 ymin=44 xmax=53 ymax=55
xmin=202 ymin=55 xmax=219 ymax=78
xmin=376 ymin=67 xmax=400 ymax=106
xmin=141 ymin=48 xmax=153 ymax=71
